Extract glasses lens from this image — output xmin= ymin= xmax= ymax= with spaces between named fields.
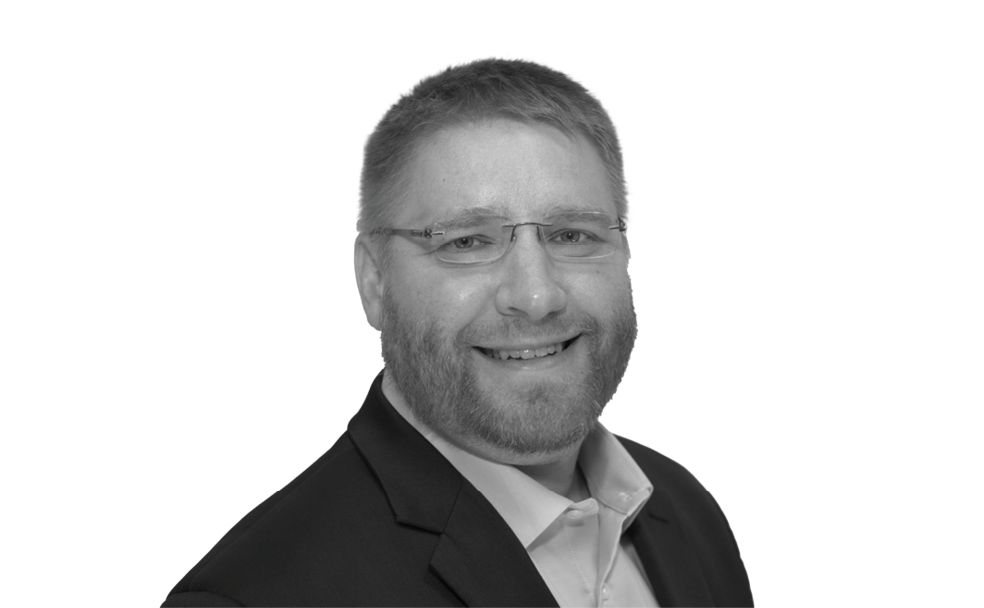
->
xmin=433 ymin=223 xmax=510 ymax=264
xmin=543 ymin=213 xmax=620 ymax=259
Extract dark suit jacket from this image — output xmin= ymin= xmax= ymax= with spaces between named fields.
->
xmin=163 ymin=373 xmax=752 ymax=607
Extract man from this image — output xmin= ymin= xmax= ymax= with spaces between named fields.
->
xmin=163 ymin=59 xmax=752 ymax=607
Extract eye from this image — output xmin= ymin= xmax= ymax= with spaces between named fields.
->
xmin=550 ymin=228 xmax=600 ymax=244
xmin=557 ymin=230 xmax=583 ymax=243
xmin=437 ymin=234 xmax=495 ymax=253
xmin=451 ymin=236 xmax=479 ymax=249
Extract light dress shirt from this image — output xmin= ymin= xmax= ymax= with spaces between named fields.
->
xmin=388 ymin=396 xmax=659 ymax=608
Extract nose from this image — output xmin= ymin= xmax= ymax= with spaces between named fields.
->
xmin=494 ymin=225 xmax=568 ymax=321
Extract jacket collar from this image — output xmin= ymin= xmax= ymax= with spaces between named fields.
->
xmin=628 ymin=490 xmax=716 ymax=607
xmin=347 ymin=372 xmax=559 ymax=607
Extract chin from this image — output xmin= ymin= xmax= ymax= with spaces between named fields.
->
xmin=458 ymin=373 xmax=603 ymax=456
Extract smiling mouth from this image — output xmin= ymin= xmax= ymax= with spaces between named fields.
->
xmin=475 ymin=336 xmax=579 ymax=361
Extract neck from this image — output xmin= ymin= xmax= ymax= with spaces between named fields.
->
xmin=516 ymin=455 xmax=589 ymax=501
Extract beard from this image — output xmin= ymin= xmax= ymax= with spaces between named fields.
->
xmin=380 ymin=290 xmax=637 ymax=457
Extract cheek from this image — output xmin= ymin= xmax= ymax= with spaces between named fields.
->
xmin=395 ymin=270 xmax=497 ymax=321
xmin=569 ymin=266 xmax=632 ymax=307
xmin=444 ymin=276 xmax=501 ymax=318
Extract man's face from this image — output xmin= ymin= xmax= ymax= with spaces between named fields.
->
xmin=376 ymin=119 xmax=636 ymax=463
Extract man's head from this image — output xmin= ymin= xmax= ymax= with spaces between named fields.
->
xmin=357 ymin=59 xmax=627 ymax=234
xmin=354 ymin=59 xmax=637 ymax=465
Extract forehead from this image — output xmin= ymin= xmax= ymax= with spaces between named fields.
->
xmin=397 ymin=119 xmax=615 ymax=226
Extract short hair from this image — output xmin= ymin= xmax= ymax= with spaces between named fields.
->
xmin=357 ymin=59 xmax=627 ymax=233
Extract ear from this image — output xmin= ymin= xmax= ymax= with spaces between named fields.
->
xmin=354 ymin=235 xmax=385 ymax=331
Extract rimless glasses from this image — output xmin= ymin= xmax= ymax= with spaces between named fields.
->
xmin=371 ymin=211 xmax=627 ymax=266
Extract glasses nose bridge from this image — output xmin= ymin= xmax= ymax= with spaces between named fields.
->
xmin=503 ymin=221 xmax=552 ymax=259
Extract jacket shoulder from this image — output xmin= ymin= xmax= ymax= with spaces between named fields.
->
xmin=616 ymin=435 xmax=754 ymax=607
xmin=162 ymin=590 xmax=243 ymax=607
xmin=162 ymin=431 xmax=453 ymax=606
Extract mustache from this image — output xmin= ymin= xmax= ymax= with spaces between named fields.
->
xmin=456 ymin=314 xmax=600 ymax=346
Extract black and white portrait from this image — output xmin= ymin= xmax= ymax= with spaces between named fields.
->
xmin=1 ymin=3 xmax=981 ymax=606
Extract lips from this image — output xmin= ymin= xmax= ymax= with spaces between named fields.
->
xmin=476 ymin=336 xmax=579 ymax=360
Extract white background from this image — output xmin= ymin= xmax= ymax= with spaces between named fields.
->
xmin=2 ymin=2 xmax=981 ymax=606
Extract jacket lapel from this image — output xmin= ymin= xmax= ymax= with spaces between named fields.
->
xmin=348 ymin=373 xmax=557 ymax=607
xmin=629 ymin=490 xmax=715 ymax=607
xmin=430 ymin=482 xmax=559 ymax=607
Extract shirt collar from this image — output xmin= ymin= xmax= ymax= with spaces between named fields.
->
xmin=578 ymin=425 xmax=653 ymax=522
xmin=386 ymin=389 xmax=653 ymax=548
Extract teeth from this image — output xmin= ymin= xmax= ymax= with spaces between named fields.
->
xmin=488 ymin=341 xmax=568 ymax=360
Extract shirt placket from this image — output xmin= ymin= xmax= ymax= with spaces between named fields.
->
xmin=595 ymin=490 xmax=649 ymax=606
xmin=562 ymin=497 xmax=602 ymax=606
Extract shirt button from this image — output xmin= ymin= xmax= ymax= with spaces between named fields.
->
xmin=601 ymin=584 xmax=611 ymax=601
xmin=566 ymin=509 xmax=583 ymax=520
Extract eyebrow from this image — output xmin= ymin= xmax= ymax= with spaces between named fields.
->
xmin=541 ymin=209 xmax=616 ymax=225
xmin=429 ymin=204 xmax=615 ymax=230
xmin=431 ymin=206 xmax=511 ymax=231
xmin=541 ymin=204 xmax=615 ymax=219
